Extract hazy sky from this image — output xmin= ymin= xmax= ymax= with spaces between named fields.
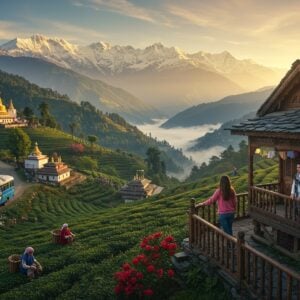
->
xmin=0 ymin=0 xmax=299 ymax=67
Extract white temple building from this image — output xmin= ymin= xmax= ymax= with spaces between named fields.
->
xmin=24 ymin=142 xmax=49 ymax=171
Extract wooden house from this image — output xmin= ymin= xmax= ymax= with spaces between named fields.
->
xmin=120 ymin=170 xmax=163 ymax=202
xmin=230 ymin=59 xmax=300 ymax=258
xmin=187 ymin=61 xmax=300 ymax=299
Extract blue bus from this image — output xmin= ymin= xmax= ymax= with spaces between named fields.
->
xmin=0 ymin=175 xmax=15 ymax=206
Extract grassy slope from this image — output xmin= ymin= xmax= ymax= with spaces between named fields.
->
xmin=0 ymin=127 xmax=146 ymax=181
xmin=0 ymin=160 xmax=279 ymax=299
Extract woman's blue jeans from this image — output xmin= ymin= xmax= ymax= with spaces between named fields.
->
xmin=219 ymin=213 xmax=235 ymax=235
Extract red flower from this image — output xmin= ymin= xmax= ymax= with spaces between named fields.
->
xmin=143 ymin=289 xmax=154 ymax=296
xmin=132 ymin=257 xmax=139 ymax=265
xmin=122 ymin=263 xmax=131 ymax=271
xmin=152 ymin=253 xmax=160 ymax=260
xmin=130 ymin=277 xmax=137 ymax=284
xmin=160 ymin=240 xmax=168 ymax=249
xmin=137 ymin=254 xmax=146 ymax=260
xmin=124 ymin=286 xmax=133 ymax=295
xmin=145 ymin=245 xmax=152 ymax=251
xmin=153 ymin=245 xmax=160 ymax=252
xmin=167 ymin=269 xmax=175 ymax=277
xmin=156 ymin=268 xmax=163 ymax=278
xmin=147 ymin=265 xmax=155 ymax=273
xmin=168 ymin=243 xmax=177 ymax=250
xmin=136 ymin=272 xmax=144 ymax=280
xmin=165 ymin=236 xmax=174 ymax=243
xmin=153 ymin=232 xmax=162 ymax=238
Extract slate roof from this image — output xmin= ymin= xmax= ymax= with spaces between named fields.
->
xmin=229 ymin=109 xmax=300 ymax=134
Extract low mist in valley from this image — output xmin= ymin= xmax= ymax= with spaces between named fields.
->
xmin=138 ymin=120 xmax=225 ymax=179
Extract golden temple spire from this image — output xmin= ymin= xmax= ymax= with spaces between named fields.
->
xmin=32 ymin=142 xmax=42 ymax=156
xmin=8 ymin=99 xmax=15 ymax=110
xmin=0 ymin=97 xmax=7 ymax=113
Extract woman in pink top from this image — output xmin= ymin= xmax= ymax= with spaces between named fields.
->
xmin=199 ymin=175 xmax=236 ymax=235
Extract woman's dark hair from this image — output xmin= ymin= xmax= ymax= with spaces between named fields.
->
xmin=219 ymin=175 xmax=235 ymax=201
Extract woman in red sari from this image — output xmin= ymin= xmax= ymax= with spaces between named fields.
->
xmin=60 ymin=223 xmax=75 ymax=244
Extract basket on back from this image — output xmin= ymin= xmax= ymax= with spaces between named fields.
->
xmin=51 ymin=229 xmax=61 ymax=244
xmin=8 ymin=254 xmax=21 ymax=273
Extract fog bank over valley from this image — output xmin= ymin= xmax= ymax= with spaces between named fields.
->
xmin=137 ymin=120 xmax=225 ymax=175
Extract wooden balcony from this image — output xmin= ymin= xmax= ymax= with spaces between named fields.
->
xmin=189 ymin=186 xmax=300 ymax=299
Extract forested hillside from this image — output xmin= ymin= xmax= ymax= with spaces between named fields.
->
xmin=189 ymin=112 xmax=254 ymax=151
xmin=0 ymin=70 xmax=193 ymax=173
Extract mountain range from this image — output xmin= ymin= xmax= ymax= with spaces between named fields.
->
xmin=0 ymin=35 xmax=285 ymax=115
xmin=161 ymin=88 xmax=273 ymax=128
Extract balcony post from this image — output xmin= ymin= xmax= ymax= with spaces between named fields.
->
xmin=237 ymin=231 xmax=245 ymax=289
xmin=189 ymin=198 xmax=196 ymax=249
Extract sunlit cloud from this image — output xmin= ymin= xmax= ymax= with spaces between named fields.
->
xmin=0 ymin=18 xmax=107 ymax=45
xmin=0 ymin=21 xmax=29 ymax=40
xmin=73 ymin=0 xmax=156 ymax=23
xmin=41 ymin=20 xmax=107 ymax=43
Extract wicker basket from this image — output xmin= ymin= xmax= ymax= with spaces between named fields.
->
xmin=8 ymin=254 xmax=21 ymax=273
xmin=51 ymin=229 xmax=61 ymax=244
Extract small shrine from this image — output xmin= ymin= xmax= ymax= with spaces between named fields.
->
xmin=0 ymin=97 xmax=27 ymax=128
xmin=119 ymin=170 xmax=163 ymax=202
xmin=24 ymin=142 xmax=49 ymax=173
xmin=37 ymin=153 xmax=71 ymax=185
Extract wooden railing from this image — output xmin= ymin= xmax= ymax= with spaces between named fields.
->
xmin=256 ymin=182 xmax=279 ymax=192
xmin=193 ymin=192 xmax=248 ymax=225
xmin=189 ymin=199 xmax=300 ymax=299
xmin=250 ymin=186 xmax=297 ymax=220
xmin=241 ymin=243 xmax=300 ymax=299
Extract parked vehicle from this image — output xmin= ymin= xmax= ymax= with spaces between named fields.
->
xmin=0 ymin=175 xmax=14 ymax=205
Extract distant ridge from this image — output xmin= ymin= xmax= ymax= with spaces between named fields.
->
xmin=161 ymin=88 xmax=274 ymax=128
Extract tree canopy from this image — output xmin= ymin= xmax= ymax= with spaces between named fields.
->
xmin=8 ymin=128 xmax=31 ymax=161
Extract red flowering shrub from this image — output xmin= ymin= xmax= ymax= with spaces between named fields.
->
xmin=71 ymin=143 xmax=85 ymax=154
xmin=114 ymin=232 xmax=177 ymax=298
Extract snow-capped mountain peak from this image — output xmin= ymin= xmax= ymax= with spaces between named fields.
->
xmin=88 ymin=41 xmax=111 ymax=51
xmin=1 ymin=34 xmax=79 ymax=55
xmin=0 ymin=34 xmax=283 ymax=86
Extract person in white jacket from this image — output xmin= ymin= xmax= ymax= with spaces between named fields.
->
xmin=291 ymin=163 xmax=300 ymax=218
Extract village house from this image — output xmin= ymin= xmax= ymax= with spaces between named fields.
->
xmin=120 ymin=170 xmax=163 ymax=202
xmin=37 ymin=153 xmax=70 ymax=185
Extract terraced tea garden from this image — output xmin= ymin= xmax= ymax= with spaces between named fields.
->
xmin=0 ymin=160 xmax=279 ymax=299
